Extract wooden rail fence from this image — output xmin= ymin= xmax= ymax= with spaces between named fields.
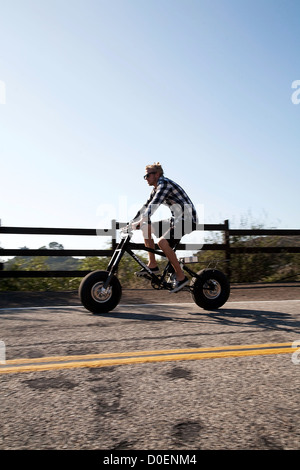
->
xmin=0 ymin=220 xmax=299 ymax=279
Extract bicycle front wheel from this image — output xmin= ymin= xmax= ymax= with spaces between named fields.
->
xmin=79 ymin=270 xmax=122 ymax=314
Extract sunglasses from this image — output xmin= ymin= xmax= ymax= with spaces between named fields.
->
xmin=143 ymin=171 xmax=157 ymax=180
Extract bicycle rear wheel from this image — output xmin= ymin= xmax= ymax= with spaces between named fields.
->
xmin=191 ymin=269 xmax=230 ymax=310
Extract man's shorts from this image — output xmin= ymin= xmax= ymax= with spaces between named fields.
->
xmin=150 ymin=218 xmax=196 ymax=248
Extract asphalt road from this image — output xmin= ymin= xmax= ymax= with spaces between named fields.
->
xmin=1 ymin=287 xmax=300 ymax=450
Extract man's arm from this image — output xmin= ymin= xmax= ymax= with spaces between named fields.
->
xmin=131 ymin=191 xmax=155 ymax=226
xmin=143 ymin=179 xmax=170 ymax=220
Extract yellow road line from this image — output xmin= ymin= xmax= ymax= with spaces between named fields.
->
xmin=0 ymin=342 xmax=296 ymax=374
xmin=4 ymin=342 xmax=294 ymax=364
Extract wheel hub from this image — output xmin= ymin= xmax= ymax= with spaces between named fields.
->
xmin=91 ymin=281 xmax=112 ymax=303
xmin=203 ymin=279 xmax=221 ymax=300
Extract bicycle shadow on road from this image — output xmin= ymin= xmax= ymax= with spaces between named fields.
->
xmin=193 ymin=306 xmax=300 ymax=333
xmin=92 ymin=304 xmax=300 ymax=332
xmin=92 ymin=309 xmax=174 ymax=322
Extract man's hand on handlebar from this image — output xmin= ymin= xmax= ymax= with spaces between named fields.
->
xmin=131 ymin=221 xmax=140 ymax=231
xmin=130 ymin=217 xmax=147 ymax=231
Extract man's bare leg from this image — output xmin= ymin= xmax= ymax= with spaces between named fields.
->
xmin=157 ymin=237 xmax=185 ymax=281
xmin=141 ymin=223 xmax=158 ymax=268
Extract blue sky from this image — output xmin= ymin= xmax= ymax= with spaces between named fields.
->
xmin=1 ymin=0 xmax=300 ymax=251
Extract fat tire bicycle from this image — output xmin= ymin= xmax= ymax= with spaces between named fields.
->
xmin=79 ymin=225 xmax=230 ymax=314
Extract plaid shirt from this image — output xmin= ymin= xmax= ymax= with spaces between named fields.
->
xmin=134 ymin=176 xmax=198 ymax=226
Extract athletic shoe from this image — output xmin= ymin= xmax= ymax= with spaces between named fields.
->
xmin=170 ymin=276 xmax=189 ymax=293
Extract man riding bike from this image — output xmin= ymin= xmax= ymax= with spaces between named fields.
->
xmin=131 ymin=163 xmax=198 ymax=293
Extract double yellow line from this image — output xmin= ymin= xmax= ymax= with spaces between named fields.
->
xmin=0 ymin=342 xmax=296 ymax=374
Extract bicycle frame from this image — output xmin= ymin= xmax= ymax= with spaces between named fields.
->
xmin=79 ymin=227 xmax=230 ymax=313
xmin=103 ymin=229 xmax=200 ymax=291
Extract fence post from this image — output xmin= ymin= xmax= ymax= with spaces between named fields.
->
xmin=224 ymin=219 xmax=231 ymax=278
xmin=111 ymin=219 xmax=117 ymax=250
